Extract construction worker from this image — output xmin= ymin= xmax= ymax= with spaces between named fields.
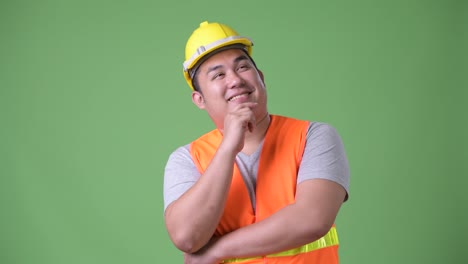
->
xmin=163 ymin=21 xmax=350 ymax=264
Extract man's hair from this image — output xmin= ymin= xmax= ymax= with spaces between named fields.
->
xmin=192 ymin=74 xmax=202 ymax=93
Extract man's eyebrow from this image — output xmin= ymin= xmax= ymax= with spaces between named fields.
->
xmin=234 ymin=54 xmax=249 ymax=63
xmin=206 ymin=65 xmax=223 ymax=75
xmin=205 ymin=55 xmax=250 ymax=75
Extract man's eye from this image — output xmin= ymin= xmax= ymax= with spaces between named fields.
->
xmin=238 ymin=65 xmax=250 ymax=71
xmin=213 ymin=73 xmax=224 ymax=80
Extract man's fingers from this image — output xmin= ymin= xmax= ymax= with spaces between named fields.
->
xmin=245 ymin=102 xmax=258 ymax=109
xmin=248 ymin=113 xmax=256 ymax=132
xmin=231 ymin=102 xmax=258 ymax=111
xmin=247 ymin=121 xmax=255 ymax=132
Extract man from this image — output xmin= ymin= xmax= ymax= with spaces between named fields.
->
xmin=164 ymin=21 xmax=350 ymax=264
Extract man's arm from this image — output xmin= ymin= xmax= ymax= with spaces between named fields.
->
xmin=164 ymin=144 xmax=237 ymax=253
xmin=195 ymin=179 xmax=346 ymax=261
xmin=164 ymin=102 xmax=257 ymax=253
xmin=184 ymin=122 xmax=349 ymax=263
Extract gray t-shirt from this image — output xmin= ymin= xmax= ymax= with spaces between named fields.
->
xmin=163 ymin=122 xmax=349 ymax=211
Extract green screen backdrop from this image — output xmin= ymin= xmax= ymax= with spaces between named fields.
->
xmin=1 ymin=0 xmax=467 ymax=263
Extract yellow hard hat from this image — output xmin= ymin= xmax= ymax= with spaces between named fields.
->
xmin=183 ymin=21 xmax=254 ymax=90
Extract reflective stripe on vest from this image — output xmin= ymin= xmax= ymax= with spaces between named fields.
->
xmin=221 ymin=226 xmax=339 ymax=263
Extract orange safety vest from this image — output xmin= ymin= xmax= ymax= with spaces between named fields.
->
xmin=190 ymin=115 xmax=339 ymax=264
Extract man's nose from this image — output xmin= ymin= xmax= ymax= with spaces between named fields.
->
xmin=227 ymin=71 xmax=244 ymax=88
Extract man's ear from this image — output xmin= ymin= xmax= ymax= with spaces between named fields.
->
xmin=191 ymin=91 xmax=205 ymax=109
xmin=258 ymin=69 xmax=265 ymax=85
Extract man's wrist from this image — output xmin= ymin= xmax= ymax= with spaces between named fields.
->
xmin=217 ymin=141 xmax=240 ymax=158
xmin=210 ymin=236 xmax=228 ymax=263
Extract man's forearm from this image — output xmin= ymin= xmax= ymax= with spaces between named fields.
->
xmin=208 ymin=180 xmax=346 ymax=261
xmin=210 ymin=203 xmax=329 ymax=260
xmin=165 ymin=144 xmax=237 ymax=253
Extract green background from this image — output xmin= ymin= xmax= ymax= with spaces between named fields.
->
xmin=1 ymin=0 xmax=467 ymax=263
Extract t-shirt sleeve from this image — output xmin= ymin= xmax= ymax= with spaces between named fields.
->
xmin=163 ymin=144 xmax=200 ymax=211
xmin=297 ymin=122 xmax=350 ymax=200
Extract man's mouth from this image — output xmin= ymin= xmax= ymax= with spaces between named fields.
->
xmin=227 ymin=92 xmax=252 ymax=102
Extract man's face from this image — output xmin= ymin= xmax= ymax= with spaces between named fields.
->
xmin=191 ymin=48 xmax=268 ymax=129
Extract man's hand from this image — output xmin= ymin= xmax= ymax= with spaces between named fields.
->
xmin=221 ymin=102 xmax=257 ymax=153
xmin=184 ymin=237 xmax=221 ymax=264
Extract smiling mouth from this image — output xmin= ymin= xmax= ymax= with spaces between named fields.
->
xmin=228 ymin=92 xmax=252 ymax=102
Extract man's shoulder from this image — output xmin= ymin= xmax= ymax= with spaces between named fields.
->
xmin=306 ymin=122 xmax=340 ymax=139
xmin=307 ymin=120 xmax=334 ymax=130
xmin=169 ymin=143 xmax=190 ymax=155
xmin=169 ymin=128 xmax=220 ymax=158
